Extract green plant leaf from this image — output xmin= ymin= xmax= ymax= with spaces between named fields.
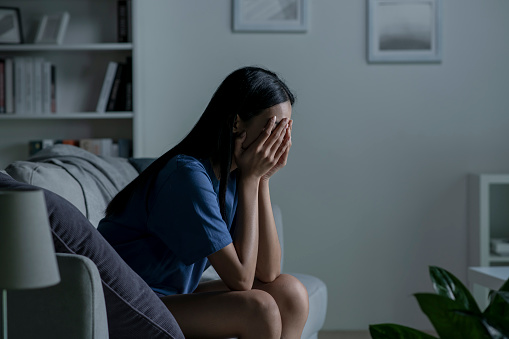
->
xmin=429 ymin=266 xmax=481 ymax=314
xmin=369 ymin=324 xmax=438 ymax=339
xmin=484 ymin=285 xmax=509 ymax=336
xmin=454 ymin=310 xmax=509 ymax=339
xmin=491 ymin=291 xmax=509 ymax=304
xmin=415 ymin=293 xmax=490 ymax=339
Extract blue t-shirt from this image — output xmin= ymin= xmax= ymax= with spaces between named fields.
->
xmin=98 ymin=155 xmax=238 ymax=295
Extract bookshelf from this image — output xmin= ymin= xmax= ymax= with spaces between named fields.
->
xmin=0 ymin=0 xmax=140 ymax=167
xmin=468 ymin=174 xmax=509 ymax=308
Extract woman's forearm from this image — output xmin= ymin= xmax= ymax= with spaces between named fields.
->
xmin=255 ymin=179 xmax=282 ymax=282
xmin=232 ymin=175 xmax=260 ymax=288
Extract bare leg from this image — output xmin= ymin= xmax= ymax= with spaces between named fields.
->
xmin=160 ymin=289 xmax=281 ymax=339
xmin=194 ymin=274 xmax=309 ymax=339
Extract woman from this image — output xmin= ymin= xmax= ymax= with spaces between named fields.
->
xmin=98 ymin=66 xmax=309 ymax=339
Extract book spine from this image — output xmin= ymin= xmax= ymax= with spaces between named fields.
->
xmin=42 ymin=62 xmax=51 ymax=114
xmin=5 ymin=58 xmax=14 ymax=114
xmin=117 ymin=138 xmax=132 ymax=158
xmin=80 ymin=139 xmax=99 ymax=155
xmin=62 ymin=139 xmax=79 ymax=147
xmin=50 ymin=64 xmax=56 ymax=113
xmin=25 ymin=57 xmax=34 ymax=115
xmin=107 ymin=63 xmax=124 ymax=111
xmin=14 ymin=57 xmax=26 ymax=114
xmin=96 ymin=62 xmax=118 ymax=113
xmin=29 ymin=140 xmax=43 ymax=156
xmin=127 ymin=0 xmax=132 ymax=42
xmin=117 ymin=0 xmax=128 ymax=43
xmin=56 ymin=12 xmax=70 ymax=45
xmin=123 ymin=56 xmax=132 ymax=111
xmin=34 ymin=58 xmax=44 ymax=114
xmin=0 ymin=59 xmax=5 ymax=113
xmin=101 ymin=138 xmax=113 ymax=157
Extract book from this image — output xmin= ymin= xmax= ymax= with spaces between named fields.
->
xmin=28 ymin=138 xmax=132 ymax=158
xmin=127 ymin=0 xmax=132 ymax=42
xmin=33 ymin=58 xmax=44 ymax=114
xmin=0 ymin=59 xmax=5 ymax=113
xmin=5 ymin=58 xmax=14 ymax=113
xmin=25 ymin=57 xmax=34 ymax=115
xmin=123 ymin=56 xmax=132 ymax=111
xmin=106 ymin=62 xmax=125 ymax=111
xmin=80 ymin=138 xmax=113 ymax=156
xmin=117 ymin=0 xmax=128 ymax=42
xmin=117 ymin=138 xmax=132 ymax=158
xmin=42 ymin=61 xmax=51 ymax=114
xmin=14 ymin=57 xmax=26 ymax=114
xmin=29 ymin=140 xmax=43 ymax=156
xmin=28 ymin=139 xmax=54 ymax=156
xmin=62 ymin=139 xmax=79 ymax=147
xmin=50 ymin=64 xmax=56 ymax=113
xmin=96 ymin=62 xmax=118 ymax=113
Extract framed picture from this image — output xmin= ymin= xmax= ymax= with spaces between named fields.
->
xmin=0 ymin=7 xmax=23 ymax=44
xmin=368 ymin=0 xmax=442 ymax=63
xmin=35 ymin=12 xmax=70 ymax=45
xmin=233 ymin=0 xmax=308 ymax=33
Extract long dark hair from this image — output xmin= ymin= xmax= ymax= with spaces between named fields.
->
xmin=106 ymin=66 xmax=295 ymax=222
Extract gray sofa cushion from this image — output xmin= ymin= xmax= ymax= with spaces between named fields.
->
xmin=6 ymin=145 xmax=139 ymax=228
xmin=0 ymin=172 xmax=185 ymax=339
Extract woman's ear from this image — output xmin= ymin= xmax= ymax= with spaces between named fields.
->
xmin=232 ymin=114 xmax=242 ymax=133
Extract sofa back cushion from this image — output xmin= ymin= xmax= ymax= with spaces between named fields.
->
xmin=6 ymin=161 xmax=87 ymax=217
xmin=5 ymin=144 xmax=139 ymax=228
xmin=0 ymin=172 xmax=184 ymax=339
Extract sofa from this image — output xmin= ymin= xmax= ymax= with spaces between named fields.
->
xmin=0 ymin=144 xmax=327 ymax=339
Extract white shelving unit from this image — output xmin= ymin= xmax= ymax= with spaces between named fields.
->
xmin=0 ymin=0 xmax=141 ymax=168
xmin=468 ymin=173 xmax=509 ymax=308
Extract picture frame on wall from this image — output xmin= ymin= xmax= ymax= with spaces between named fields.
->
xmin=0 ymin=7 xmax=23 ymax=44
xmin=233 ymin=0 xmax=309 ymax=33
xmin=34 ymin=12 xmax=70 ymax=45
xmin=368 ymin=0 xmax=442 ymax=63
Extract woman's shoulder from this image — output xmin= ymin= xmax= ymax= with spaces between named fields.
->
xmin=160 ymin=154 xmax=210 ymax=181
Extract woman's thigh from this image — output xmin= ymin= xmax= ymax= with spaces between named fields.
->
xmin=160 ymin=289 xmax=281 ymax=339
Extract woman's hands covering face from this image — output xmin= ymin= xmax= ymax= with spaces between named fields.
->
xmin=234 ymin=116 xmax=292 ymax=181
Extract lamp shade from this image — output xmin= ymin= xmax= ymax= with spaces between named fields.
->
xmin=0 ymin=189 xmax=60 ymax=289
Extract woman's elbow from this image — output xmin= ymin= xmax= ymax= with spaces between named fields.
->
xmin=255 ymin=269 xmax=281 ymax=284
xmin=227 ymin=277 xmax=254 ymax=291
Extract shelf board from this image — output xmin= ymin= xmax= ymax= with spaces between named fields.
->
xmin=490 ymin=255 xmax=509 ymax=263
xmin=0 ymin=43 xmax=133 ymax=52
xmin=0 ymin=113 xmax=133 ymax=120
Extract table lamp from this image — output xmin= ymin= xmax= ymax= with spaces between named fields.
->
xmin=0 ymin=189 xmax=61 ymax=339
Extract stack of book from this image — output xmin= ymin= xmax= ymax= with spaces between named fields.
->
xmin=96 ymin=57 xmax=132 ymax=113
xmin=0 ymin=57 xmax=56 ymax=115
xmin=29 ymin=138 xmax=132 ymax=158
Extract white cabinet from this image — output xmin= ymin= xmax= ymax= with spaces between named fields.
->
xmin=0 ymin=0 xmax=142 ymax=167
xmin=468 ymin=174 xmax=509 ymax=307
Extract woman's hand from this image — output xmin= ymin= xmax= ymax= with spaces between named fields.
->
xmin=234 ymin=116 xmax=290 ymax=181
xmin=261 ymin=119 xmax=292 ymax=182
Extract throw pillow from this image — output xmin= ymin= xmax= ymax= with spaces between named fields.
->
xmin=0 ymin=172 xmax=184 ymax=339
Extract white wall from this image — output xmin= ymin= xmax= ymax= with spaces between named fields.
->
xmin=136 ymin=0 xmax=509 ymax=330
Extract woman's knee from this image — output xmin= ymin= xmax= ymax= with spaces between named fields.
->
xmin=272 ymin=274 xmax=309 ymax=315
xmin=243 ymin=290 xmax=282 ymax=337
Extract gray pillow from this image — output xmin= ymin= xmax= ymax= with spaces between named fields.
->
xmin=0 ymin=173 xmax=184 ymax=339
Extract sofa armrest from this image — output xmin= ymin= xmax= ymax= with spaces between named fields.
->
xmin=5 ymin=253 xmax=109 ymax=339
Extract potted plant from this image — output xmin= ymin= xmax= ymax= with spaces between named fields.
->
xmin=370 ymin=266 xmax=509 ymax=338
